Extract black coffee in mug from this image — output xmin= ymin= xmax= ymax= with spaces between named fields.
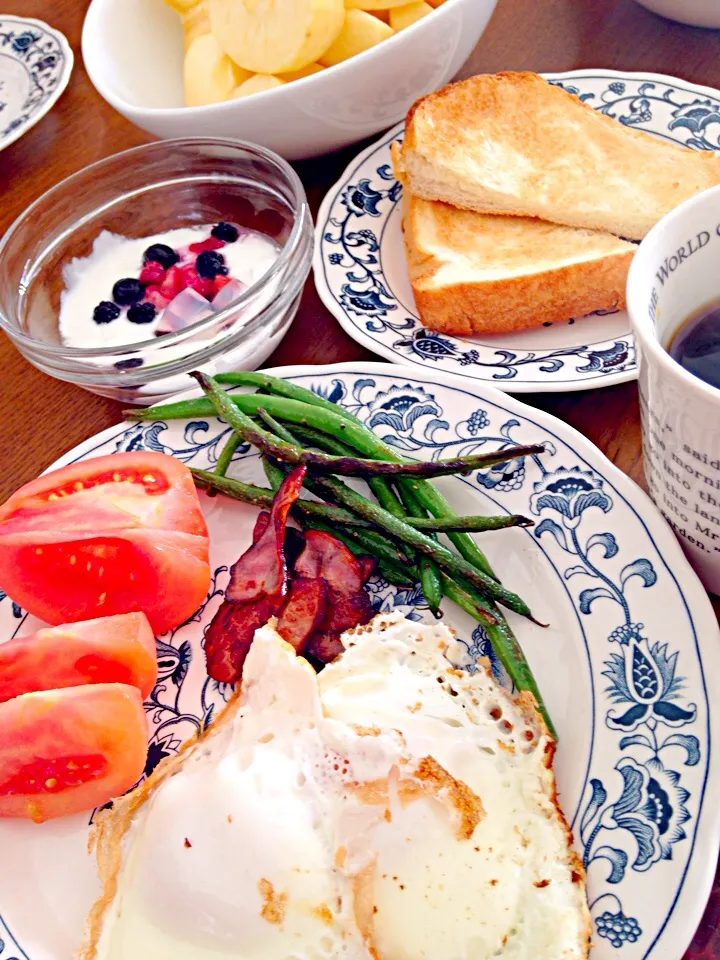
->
xmin=667 ymin=300 xmax=720 ymax=390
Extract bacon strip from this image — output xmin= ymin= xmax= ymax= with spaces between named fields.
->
xmin=252 ymin=511 xmax=271 ymax=544
xmin=294 ymin=529 xmax=365 ymax=594
xmin=276 ymin=577 xmax=327 ymax=652
xmin=292 ymin=529 xmax=375 ymax=663
xmin=357 ymin=555 xmax=377 ymax=583
xmin=305 ymin=631 xmax=346 ymax=666
xmin=226 ymin=467 xmax=306 ymax=603
xmin=321 ymin=590 xmax=373 ymax=635
xmin=204 ymin=595 xmax=282 ymax=684
xmin=205 ymin=478 xmax=380 ymax=683
xmin=284 ymin=527 xmax=306 ymax=571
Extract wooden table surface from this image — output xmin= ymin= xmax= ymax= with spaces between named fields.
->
xmin=2 ymin=0 xmax=720 ymax=954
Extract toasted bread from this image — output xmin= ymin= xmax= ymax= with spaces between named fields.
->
xmin=397 ymin=178 xmax=636 ymax=335
xmin=398 ymin=71 xmax=720 ymax=240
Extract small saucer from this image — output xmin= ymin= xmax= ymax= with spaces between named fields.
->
xmin=0 ymin=15 xmax=73 ymax=152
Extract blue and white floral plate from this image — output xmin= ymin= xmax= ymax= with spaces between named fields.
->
xmin=0 ymin=363 xmax=718 ymax=958
xmin=0 ymin=16 xmax=73 ymax=152
xmin=314 ymin=69 xmax=720 ymax=393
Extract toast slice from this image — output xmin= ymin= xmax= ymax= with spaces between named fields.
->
xmin=399 ymin=180 xmax=636 ymax=336
xmin=398 ymin=71 xmax=720 ymax=240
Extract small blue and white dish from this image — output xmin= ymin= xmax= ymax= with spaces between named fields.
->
xmin=0 ymin=15 xmax=73 ymax=152
xmin=315 ymin=69 xmax=720 ymax=394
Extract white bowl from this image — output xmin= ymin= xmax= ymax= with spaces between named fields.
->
xmin=81 ymin=0 xmax=497 ymax=161
xmin=633 ymin=0 xmax=720 ymax=27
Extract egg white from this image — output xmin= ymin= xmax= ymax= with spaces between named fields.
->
xmin=81 ymin=613 xmax=590 ymax=960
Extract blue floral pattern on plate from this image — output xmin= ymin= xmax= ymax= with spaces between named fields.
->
xmin=0 ymin=16 xmax=73 ymax=151
xmin=314 ymin=70 xmax=720 ymax=393
xmin=0 ymin=364 xmax=717 ymax=960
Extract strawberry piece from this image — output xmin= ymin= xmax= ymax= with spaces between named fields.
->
xmin=189 ymin=237 xmax=225 ymax=254
xmin=144 ymin=286 xmax=169 ymax=310
xmin=180 ymin=264 xmax=200 ymax=290
xmin=158 ymin=266 xmax=184 ymax=300
xmin=139 ymin=261 xmax=166 ymax=285
xmin=213 ymin=275 xmax=232 ymax=295
xmin=191 ymin=277 xmax=215 ymax=299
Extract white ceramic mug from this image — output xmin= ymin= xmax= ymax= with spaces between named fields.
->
xmin=628 ymin=184 xmax=720 ymax=594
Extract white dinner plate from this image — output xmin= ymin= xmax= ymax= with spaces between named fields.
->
xmin=0 ymin=15 xmax=73 ymax=153
xmin=0 ymin=362 xmax=718 ymax=958
xmin=314 ymin=69 xmax=720 ymax=393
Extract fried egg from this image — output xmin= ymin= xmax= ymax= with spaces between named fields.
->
xmin=78 ymin=612 xmax=590 ymax=960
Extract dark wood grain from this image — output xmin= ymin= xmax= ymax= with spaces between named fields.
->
xmin=1 ymin=1 xmax=719 ymax=954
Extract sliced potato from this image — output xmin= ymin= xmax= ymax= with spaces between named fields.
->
xmin=345 ymin=0 xmax=414 ymax=9
xmin=182 ymin=0 xmax=211 ymax=52
xmin=319 ymin=9 xmax=394 ymax=66
xmin=278 ymin=62 xmax=326 ymax=82
xmin=425 ymin=0 xmax=446 ymax=6
xmin=184 ymin=33 xmax=249 ymax=106
xmin=369 ymin=8 xmax=390 ymax=21
xmin=209 ymin=0 xmax=345 ymax=74
xmin=231 ymin=74 xmax=287 ymax=98
xmin=390 ymin=0 xmax=432 ymax=28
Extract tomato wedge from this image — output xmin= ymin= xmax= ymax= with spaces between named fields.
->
xmin=0 ymin=684 xmax=148 ymax=822
xmin=0 ymin=452 xmax=210 ymax=635
xmin=0 ymin=612 xmax=158 ymax=703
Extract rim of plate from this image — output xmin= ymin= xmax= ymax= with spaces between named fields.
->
xmin=313 ymin=68 xmax=720 ymax=394
xmin=0 ymin=15 xmax=74 ymax=153
xmin=23 ymin=361 xmax=720 ymax=959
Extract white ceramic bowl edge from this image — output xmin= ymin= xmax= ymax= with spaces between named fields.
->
xmin=81 ymin=0 xmax=497 ymax=160
xmin=633 ymin=0 xmax=720 ymax=28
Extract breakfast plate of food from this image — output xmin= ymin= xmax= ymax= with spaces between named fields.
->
xmin=0 ymin=15 xmax=73 ymax=153
xmin=0 ymin=362 xmax=717 ymax=959
xmin=314 ymin=69 xmax=720 ymax=392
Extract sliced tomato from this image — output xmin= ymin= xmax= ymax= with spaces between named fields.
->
xmin=0 ymin=452 xmax=210 ymax=635
xmin=0 ymin=684 xmax=148 ymax=822
xmin=0 ymin=612 xmax=158 ymax=703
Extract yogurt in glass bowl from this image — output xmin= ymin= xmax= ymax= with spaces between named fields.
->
xmin=0 ymin=137 xmax=313 ymax=403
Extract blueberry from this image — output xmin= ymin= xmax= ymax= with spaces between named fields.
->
xmin=114 ymin=357 xmax=144 ymax=370
xmin=127 ymin=302 xmax=157 ymax=324
xmin=93 ymin=300 xmax=121 ymax=325
xmin=211 ymin=222 xmax=240 ymax=242
xmin=143 ymin=243 xmax=179 ymax=269
xmin=196 ymin=250 xmax=228 ymax=278
xmin=112 ymin=278 xmax=145 ymax=306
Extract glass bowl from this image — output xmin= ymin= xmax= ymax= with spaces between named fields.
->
xmin=0 ymin=137 xmax=313 ymax=404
